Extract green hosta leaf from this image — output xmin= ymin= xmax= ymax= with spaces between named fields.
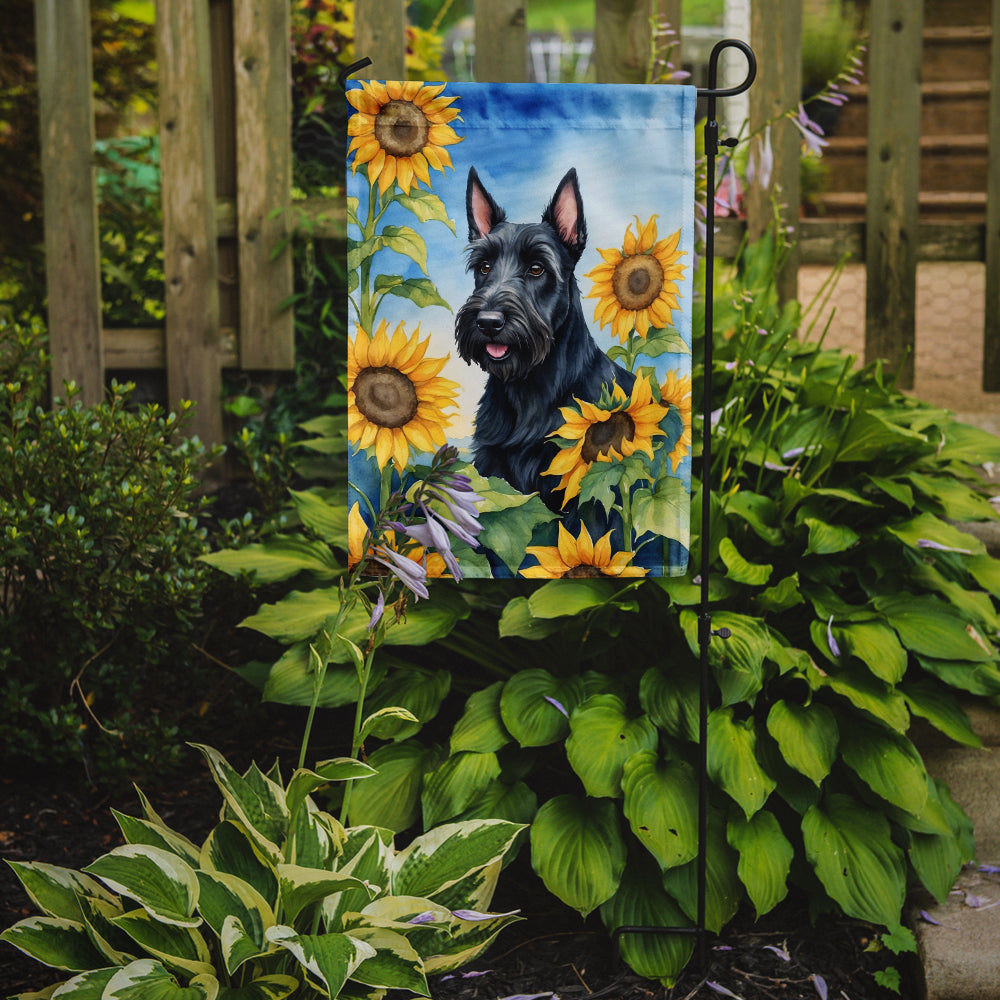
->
xmin=621 ymin=751 xmax=699 ymax=870
xmin=875 ymin=594 xmax=995 ymax=662
xmin=260 ymin=644 xmax=384 ymax=709
xmin=834 ymin=410 xmax=927 ymax=463
xmin=265 ymin=926 xmax=375 ymax=997
xmin=725 ymin=490 xmax=784 ymax=545
xmin=111 ymin=909 xmax=214 ymax=978
xmin=718 ymin=536 xmax=772 ymax=586
xmin=680 ymin=610 xmax=770 ymax=706
xmin=707 ymin=707 xmax=776 ymax=818
xmin=393 ymin=820 xmax=524 ymax=900
xmin=0 ymin=916 xmax=107 ymax=971
xmin=765 ymin=700 xmax=838 ymax=786
xmin=833 ymin=621 xmax=907 ymax=684
xmin=526 ymin=579 xmax=619 ymax=618
xmin=756 ymin=573 xmax=805 ymax=614
xmin=803 ymin=517 xmax=859 ymax=556
xmin=421 ymin=751 xmax=502 ymax=828
xmin=901 ymin=680 xmax=982 ymax=748
xmin=599 ymin=853 xmax=694 ymax=987
xmin=727 ymin=811 xmax=793 ymax=917
xmin=453 ymin=779 xmax=538 ymax=827
xmin=112 ymin=812 xmax=201 ymax=868
xmin=803 ymin=794 xmax=906 ymax=926
xmin=812 ymin=662 xmax=910 ymax=732
xmin=5 ymin=862 xmax=118 ymax=922
xmin=839 ymin=718 xmax=928 ymax=816
xmin=195 ymin=871 xmax=273 ymax=974
xmin=497 ymin=596 xmax=566 ymax=639
xmin=451 ymin=682 xmax=511 ymax=754
xmin=277 ymin=866 xmax=374 ymax=926
xmin=393 ymin=188 xmax=456 ymax=233
xmin=359 ymin=706 xmax=420 ymax=742
xmin=103 ymin=959 xmax=218 ymax=999
xmin=191 ymin=746 xmax=287 ymax=862
xmin=916 ymin=655 xmax=1000 ymax=697
xmin=499 ymin=670 xmax=585 ymax=747
xmin=200 ymin=536 xmax=340 ymax=583
xmin=887 ymin=510 xmax=986 ymax=555
xmin=216 ymin=975 xmax=299 ymax=1000
xmin=660 ymin=812 xmax=741 ymax=933
xmin=565 ymin=695 xmax=657 ymax=798
xmin=907 ymin=472 xmax=998 ymax=521
xmin=347 ymin=740 xmax=441 ymax=832
xmin=909 ymin=817 xmax=966 ymax=906
xmin=530 ymin=795 xmax=626 ymax=917
xmin=288 ymin=488 xmax=347 ymax=544
xmin=639 ymin=665 xmax=699 ymax=742
xmin=345 ymin=926 xmax=428 ymax=994
xmin=200 ymin=822 xmax=278 ymax=910
xmin=84 ymin=846 xmax=200 ymax=928
xmin=967 ymin=553 xmax=1000 ymax=597
xmin=363 ymin=667 xmax=451 ymax=740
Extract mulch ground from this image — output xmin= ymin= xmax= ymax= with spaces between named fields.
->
xmin=1 ymin=740 xmax=913 ymax=1000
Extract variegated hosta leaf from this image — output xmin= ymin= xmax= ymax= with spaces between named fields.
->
xmin=276 ymin=864 xmax=375 ymax=925
xmin=4 ymin=861 xmax=118 ymax=922
xmin=112 ymin=811 xmax=202 ymax=868
xmin=0 ymin=916 xmax=107 ymax=971
xmin=765 ymin=700 xmax=838 ymax=786
xmin=214 ymin=974 xmax=299 ymax=1000
xmin=78 ymin=894 xmax=135 ymax=966
xmin=391 ymin=820 xmax=524 ymax=901
xmin=45 ymin=966 xmax=118 ymax=997
xmin=191 ymin=745 xmax=288 ymax=863
xmin=265 ymin=926 xmax=375 ymax=998
xmin=288 ymin=802 xmax=343 ymax=870
xmin=726 ymin=810 xmax=793 ymax=917
xmin=706 ymin=707 xmax=776 ymax=818
xmin=802 ymin=793 xmax=906 ymax=926
xmin=200 ymin=822 xmax=278 ymax=910
xmin=529 ymin=795 xmax=626 ymax=917
xmin=83 ymin=846 xmax=200 ymax=928
xmin=450 ymin=681 xmax=511 ymax=754
xmin=110 ymin=908 xmax=214 ymax=979
xmin=621 ymin=751 xmax=699 ymax=871
xmin=285 ymin=760 xmax=375 ymax=824
xmin=345 ymin=926 xmax=429 ymax=995
xmin=102 ymin=958 xmax=218 ymax=999
xmin=599 ymin=853 xmax=694 ymax=987
xmin=566 ymin=695 xmax=658 ymax=798
xmin=195 ymin=871 xmax=274 ymax=973
xmin=323 ymin=829 xmax=393 ymax=931
xmin=424 ymin=859 xmax=501 ymax=916
xmin=422 ymin=907 xmax=522 ymax=975
xmin=421 ymin=751 xmax=502 ymax=829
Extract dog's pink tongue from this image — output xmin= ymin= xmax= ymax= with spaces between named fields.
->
xmin=486 ymin=343 xmax=509 ymax=360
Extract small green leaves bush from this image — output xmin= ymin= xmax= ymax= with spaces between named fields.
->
xmin=0 ymin=317 xmax=219 ymax=781
xmin=1 ymin=744 xmax=524 ymax=999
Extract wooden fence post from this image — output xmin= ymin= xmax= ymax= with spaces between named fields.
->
xmin=233 ymin=0 xmax=294 ymax=370
xmin=983 ymin=0 xmax=1000 ymax=391
xmin=474 ymin=0 xmax=527 ymax=82
xmin=157 ymin=0 xmax=223 ymax=445
xmin=864 ymin=0 xmax=923 ymax=389
xmin=355 ymin=0 xmax=406 ymax=80
xmin=594 ymin=0 xmax=659 ymax=84
xmin=746 ymin=0 xmax=801 ymax=305
xmin=34 ymin=0 xmax=104 ymax=405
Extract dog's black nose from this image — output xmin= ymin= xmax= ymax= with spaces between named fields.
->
xmin=476 ymin=311 xmax=505 ymax=334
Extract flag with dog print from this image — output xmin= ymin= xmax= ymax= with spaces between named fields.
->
xmin=346 ymin=81 xmax=696 ymax=579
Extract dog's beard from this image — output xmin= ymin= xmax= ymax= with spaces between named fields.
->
xmin=455 ymin=290 xmax=556 ymax=383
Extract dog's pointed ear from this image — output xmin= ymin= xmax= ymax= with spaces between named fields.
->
xmin=467 ymin=167 xmax=506 ymax=240
xmin=542 ymin=168 xmax=587 ymax=262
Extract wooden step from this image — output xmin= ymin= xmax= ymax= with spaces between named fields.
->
xmin=922 ymin=0 xmax=992 ymax=28
xmin=813 ymin=190 xmax=987 ymax=222
xmin=922 ymin=25 xmax=993 ymax=83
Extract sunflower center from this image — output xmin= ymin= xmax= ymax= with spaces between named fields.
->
xmin=580 ymin=411 xmax=635 ymax=463
xmin=611 ymin=254 xmax=664 ymax=311
xmin=374 ymin=100 xmax=430 ymax=157
xmin=564 ymin=564 xmax=602 ymax=578
xmin=354 ymin=366 xmax=418 ymax=429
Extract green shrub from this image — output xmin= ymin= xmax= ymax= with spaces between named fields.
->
xmin=210 ymin=233 xmax=1000 ymax=985
xmin=0 ymin=317 xmax=220 ymax=783
xmin=1 ymin=743 xmax=524 ymax=998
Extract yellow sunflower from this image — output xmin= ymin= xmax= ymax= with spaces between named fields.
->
xmin=521 ymin=522 xmax=647 ymax=578
xmin=585 ymin=216 xmax=686 ymax=342
xmin=348 ymin=320 xmax=459 ymax=473
xmin=348 ymin=502 xmax=447 ymax=577
xmin=347 ymin=81 xmax=462 ymax=195
xmin=542 ymin=376 xmax=668 ymax=509
xmin=660 ymin=369 xmax=693 ymax=472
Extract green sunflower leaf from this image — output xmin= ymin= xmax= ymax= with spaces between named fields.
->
xmin=631 ymin=473 xmax=688 ymax=542
xmin=372 ymin=274 xmax=450 ymax=311
xmin=393 ymin=188 xmax=456 ymax=233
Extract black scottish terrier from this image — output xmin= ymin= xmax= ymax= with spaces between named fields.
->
xmin=455 ymin=166 xmax=635 ymax=511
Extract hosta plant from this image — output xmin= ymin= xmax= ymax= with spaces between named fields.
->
xmin=1 ymin=744 xmax=523 ymax=999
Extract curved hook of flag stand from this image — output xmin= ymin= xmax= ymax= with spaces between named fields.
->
xmin=612 ymin=38 xmax=756 ymax=973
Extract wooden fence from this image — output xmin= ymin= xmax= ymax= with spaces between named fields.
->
xmin=33 ymin=0 xmax=1000 ymax=446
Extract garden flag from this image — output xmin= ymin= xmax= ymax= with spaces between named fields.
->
xmin=346 ymin=81 xmax=696 ymax=579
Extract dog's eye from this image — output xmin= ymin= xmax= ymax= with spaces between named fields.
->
xmin=477 ymin=261 xmax=491 ymax=276
xmin=527 ymin=263 xmax=545 ymax=277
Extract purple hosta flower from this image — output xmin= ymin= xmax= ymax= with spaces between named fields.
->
xmin=763 ymin=944 xmax=790 ymax=962
xmin=367 ymin=590 xmax=385 ymax=631
xmin=791 ymin=104 xmax=829 ymax=157
xmin=746 ymin=125 xmax=774 ymax=191
xmin=373 ymin=544 xmax=429 ymax=600
xmin=827 ymin=615 xmax=841 ymax=658
xmin=497 ymin=994 xmax=557 ymax=1000
xmin=917 ymin=538 xmax=973 ymax=555
xmin=407 ymin=911 xmax=438 ymax=925
xmin=451 ymin=908 xmax=521 ymax=921
xmin=811 ymin=974 xmax=828 ymax=1000
xmin=544 ymin=695 xmax=569 ymax=718
xmin=919 ymin=909 xmax=958 ymax=929
xmin=979 ymin=864 xmax=1000 ymax=874
xmin=706 ymin=983 xmax=742 ymax=999
xmin=715 ymin=157 xmax=742 ymax=216
xmin=441 ymin=970 xmax=493 ymax=981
